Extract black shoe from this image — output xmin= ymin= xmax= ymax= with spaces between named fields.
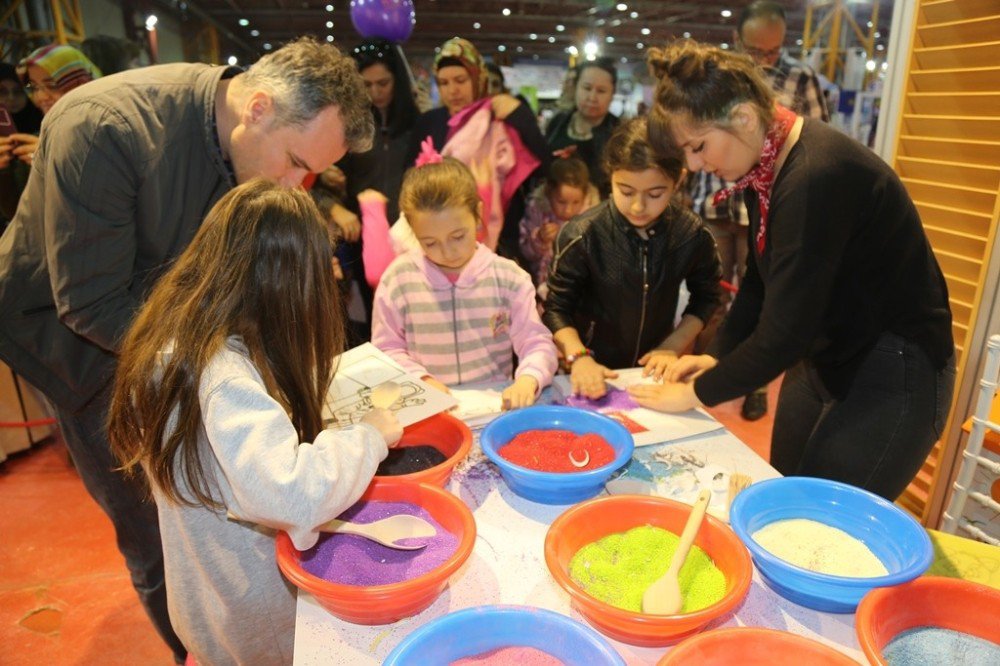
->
xmin=741 ymin=392 xmax=768 ymax=421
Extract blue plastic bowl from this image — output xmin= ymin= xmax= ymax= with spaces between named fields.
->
xmin=729 ymin=477 xmax=932 ymax=613
xmin=383 ymin=605 xmax=625 ymax=665
xmin=480 ymin=405 xmax=634 ymax=505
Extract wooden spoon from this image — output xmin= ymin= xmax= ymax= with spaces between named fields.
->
xmin=641 ymin=489 xmax=713 ymax=615
xmin=321 ymin=514 xmax=437 ymax=550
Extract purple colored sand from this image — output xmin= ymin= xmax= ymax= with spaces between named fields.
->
xmin=300 ymin=500 xmax=459 ymax=586
xmin=564 ymin=388 xmax=638 ymax=411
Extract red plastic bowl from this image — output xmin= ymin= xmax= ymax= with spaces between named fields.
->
xmin=855 ymin=575 xmax=1000 ymax=665
xmin=275 ymin=477 xmax=476 ymax=625
xmin=544 ymin=494 xmax=752 ymax=647
xmin=375 ymin=413 xmax=472 ymax=487
xmin=658 ymin=627 xmax=858 ymax=665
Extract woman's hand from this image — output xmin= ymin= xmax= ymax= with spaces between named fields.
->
xmin=501 ymin=375 xmax=538 ymax=410
xmin=571 ymin=356 xmax=618 ymax=399
xmin=639 ymin=349 xmax=679 ymax=381
xmin=10 ymin=133 xmax=39 ymax=165
xmin=667 ymin=354 xmax=718 ymax=383
xmin=361 ymin=407 xmax=403 ymax=447
xmin=330 ymin=203 xmax=361 ymax=242
xmin=490 ymin=93 xmax=521 ymax=120
xmin=627 ymin=381 xmax=701 ymax=413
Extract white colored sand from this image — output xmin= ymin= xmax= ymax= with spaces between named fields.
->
xmin=752 ymin=518 xmax=888 ymax=577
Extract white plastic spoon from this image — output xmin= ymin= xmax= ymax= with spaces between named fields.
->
xmin=641 ymin=488 xmax=713 ymax=615
xmin=322 ymin=514 xmax=437 ymax=550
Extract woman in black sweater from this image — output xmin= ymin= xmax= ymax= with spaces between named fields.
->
xmin=631 ymin=41 xmax=955 ymax=500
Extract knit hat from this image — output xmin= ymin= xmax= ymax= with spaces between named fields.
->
xmin=433 ymin=37 xmax=487 ymax=100
xmin=18 ymin=44 xmax=102 ymax=94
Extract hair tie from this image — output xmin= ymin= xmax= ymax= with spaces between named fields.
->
xmin=415 ymin=137 xmax=444 ymax=167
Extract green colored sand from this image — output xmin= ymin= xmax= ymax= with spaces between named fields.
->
xmin=569 ymin=525 xmax=727 ymax=613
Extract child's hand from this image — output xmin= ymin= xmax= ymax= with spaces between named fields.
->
xmin=422 ymin=376 xmax=451 ymax=395
xmin=361 ymin=407 xmax=403 ymax=447
xmin=666 ymin=354 xmax=718 ymax=383
xmin=501 ymin=375 xmax=538 ymax=410
xmin=330 ymin=203 xmax=361 ymax=242
xmin=539 ymin=221 xmax=560 ymax=246
xmin=570 ymin=356 xmax=618 ymax=399
xmin=639 ymin=349 xmax=678 ymax=381
xmin=357 ymin=188 xmax=387 ymax=205
xmin=319 ymin=165 xmax=347 ymax=192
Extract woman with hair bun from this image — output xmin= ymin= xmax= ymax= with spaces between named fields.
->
xmin=630 ymin=41 xmax=955 ymax=501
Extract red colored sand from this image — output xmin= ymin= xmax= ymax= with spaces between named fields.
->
xmin=450 ymin=646 xmax=564 ymax=665
xmin=497 ymin=429 xmax=616 ymax=472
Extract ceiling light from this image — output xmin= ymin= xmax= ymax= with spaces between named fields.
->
xmin=606 ymin=36 xmax=615 ymax=43
xmin=796 ymin=38 xmax=803 ymax=45
xmin=630 ymin=11 xmax=638 ymax=19
xmin=584 ymin=41 xmax=598 ymax=56
xmin=721 ymin=10 xmax=732 ymax=18
xmin=502 ymin=7 xmax=511 ymax=16
xmin=874 ymin=31 xmax=881 ymax=38
xmin=616 ymin=3 xmax=627 ymax=10
xmin=641 ymin=27 xmax=650 ymax=35
xmin=636 ymin=42 xmax=644 ymax=49
xmin=721 ymin=43 xmax=729 ymax=49
xmin=263 ymin=43 xmax=272 ymax=50
xmin=238 ymin=18 xmax=249 ymax=27
xmin=325 ymin=4 xmax=333 ymax=11
xmin=530 ymin=33 xmax=537 ymax=40
xmin=683 ymin=31 xmax=691 ymax=39
xmin=620 ymin=56 xmax=627 ymax=64
xmin=556 ymin=24 xmax=565 ymax=32
xmin=548 ymin=36 xmax=556 ymax=43
xmin=326 ymin=20 xmax=333 ymax=28
xmin=227 ymin=55 xmax=238 ymax=65
xmin=865 ymin=59 xmax=877 ymax=72
xmin=144 ymin=14 xmax=158 ymax=30
xmin=250 ymin=29 xmax=259 ymax=37
xmin=516 ymin=46 xmax=523 ymax=52
xmin=876 ymin=43 xmax=885 ymax=50
xmin=474 ymin=22 xmax=481 ymax=29
xmin=568 ymin=45 xmax=578 ymax=55
xmin=326 ymin=35 xmax=334 ymax=42
xmin=499 ymin=45 xmax=506 ymax=52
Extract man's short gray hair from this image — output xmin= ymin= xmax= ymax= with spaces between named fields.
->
xmin=243 ymin=37 xmax=374 ymax=152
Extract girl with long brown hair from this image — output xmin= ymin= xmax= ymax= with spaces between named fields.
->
xmin=108 ymin=178 xmax=401 ymax=664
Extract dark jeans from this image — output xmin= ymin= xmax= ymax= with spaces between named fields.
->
xmin=54 ymin=382 xmax=187 ymax=662
xmin=771 ymin=332 xmax=956 ymax=500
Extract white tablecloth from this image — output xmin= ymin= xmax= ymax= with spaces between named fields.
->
xmin=293 ymin=416 xmax=867 ymax=665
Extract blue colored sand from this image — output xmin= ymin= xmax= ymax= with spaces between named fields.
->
xmin=884 ymin=626 xmax=1000 ymax=666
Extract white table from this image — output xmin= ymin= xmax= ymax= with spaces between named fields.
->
xmin=293 ymin=421 xmax=866 ymax=665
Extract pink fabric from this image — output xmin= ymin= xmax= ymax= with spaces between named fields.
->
xmin=371 ymin=244 xmax=557 ymax=388
xmin=359 ymin=198 xmax=396 ymax=289
xmin=441 ymin=99 xmax=541 ymax=251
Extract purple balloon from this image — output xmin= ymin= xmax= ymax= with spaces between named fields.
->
xmin=349 ymin=0 xmax=415 ymax=43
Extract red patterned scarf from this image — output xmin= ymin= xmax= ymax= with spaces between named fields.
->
xmin=712 ymin=104 xmax=797 ymax=255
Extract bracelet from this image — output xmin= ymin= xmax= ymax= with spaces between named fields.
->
xmin=565 ymin=348 xmax=593 ymax=365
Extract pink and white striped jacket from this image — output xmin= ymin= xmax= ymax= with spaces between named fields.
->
xmin=371 ymin=244 xmax=557 ymax=388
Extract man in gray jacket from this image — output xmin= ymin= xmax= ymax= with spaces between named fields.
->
xmin=0 ymin=37 xmax=373 ymax=661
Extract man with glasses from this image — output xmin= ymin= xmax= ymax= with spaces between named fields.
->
xmin=689 ymin=0 xmax=829 ymax=422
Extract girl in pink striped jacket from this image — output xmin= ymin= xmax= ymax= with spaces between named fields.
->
xmin=371 ymin=157 xmax=557 ymax=409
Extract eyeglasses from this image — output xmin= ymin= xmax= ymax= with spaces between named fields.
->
xmin=24 ymin=81 xmax=61 ymax=96
xmin=740 ymin=44 xmax=783 ymax=61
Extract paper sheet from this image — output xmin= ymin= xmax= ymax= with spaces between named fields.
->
xmin=322 ymin=343 xmax=456 ymax=428
xmin=449 ymin=388 xmax=505 ymax=429
xmin=552 ymin=368 xmax=723 ymax=446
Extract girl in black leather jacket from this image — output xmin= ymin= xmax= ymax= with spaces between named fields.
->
xmin=543 ymin=118 xmax=723 ymax=399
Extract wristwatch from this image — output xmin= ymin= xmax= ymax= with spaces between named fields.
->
xmin=565 ymin=348 xmax=593 ymax=365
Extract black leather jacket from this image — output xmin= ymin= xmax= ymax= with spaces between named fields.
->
xmin=542 ymin=200 xmax=723 ymax=369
